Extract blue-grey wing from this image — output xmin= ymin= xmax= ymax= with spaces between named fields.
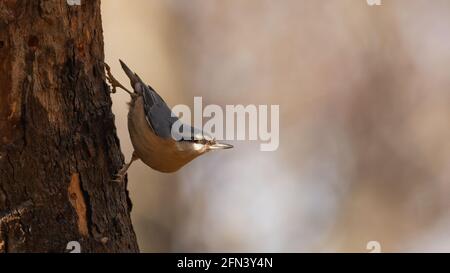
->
xmin=142 ymin=85 xmax=209 ymax=141
xmin=142 ymin=84 xmax=179 ymax=139
xmin=119 ymin=60 xmax=206 ymax=140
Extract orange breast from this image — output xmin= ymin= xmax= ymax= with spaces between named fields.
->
xmin=127 ymin=96 xmax=201 ymax=173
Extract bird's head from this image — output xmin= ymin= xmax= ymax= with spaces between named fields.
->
xmin=174 ymin=125 xmax=233 ymax=154
xmin=189 ymin=137 xmax=234 ymax=152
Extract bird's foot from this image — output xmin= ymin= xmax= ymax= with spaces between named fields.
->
xmin=112 ymin=152 xmax=138 ymax=184
xmin=112 ymin=172 xmax=126 ymax=184
xmin=104 ymin=62 xmax=133 ymax=95
xmin=112 ymin=164 xmax=129 ymax=184
xmin=106 ymin=76 xmax=118 ymax=94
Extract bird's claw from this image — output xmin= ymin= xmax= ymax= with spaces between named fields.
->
xmin=106 ymin=76 xmax=116 ymax=93
xmin=112 ymin=161 xmax=132 ymax=184
xmin=103 ymin=61 xmax=133 ymax=96
xmin=105 ymin=67 xmax=120 ymax=94
xmin=112 ymin=172 xmax=126 ymax=184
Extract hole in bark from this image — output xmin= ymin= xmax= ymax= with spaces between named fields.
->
xmin=28 ymin=35 xmax=39 ymax=48
xmin=0 ymin=41 xmax=4 ymax=48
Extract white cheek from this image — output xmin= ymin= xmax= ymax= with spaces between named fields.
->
xmin=192 ymin=143 xmax=205 ymax=151
xmin=175 ymin=142 xmax=205 ymax=152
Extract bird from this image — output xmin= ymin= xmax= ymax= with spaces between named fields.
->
xmin=105 ymin=60 xmax=232 ymax=182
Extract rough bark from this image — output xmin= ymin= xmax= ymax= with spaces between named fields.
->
xmin=0 ymin=0 xmax=139 ymax=252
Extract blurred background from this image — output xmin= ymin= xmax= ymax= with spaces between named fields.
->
xmin=102 ymin=0 xmax=450 ymax=252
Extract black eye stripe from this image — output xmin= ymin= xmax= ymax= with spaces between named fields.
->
xmin=184 ymin=138 xmax=212 ymax=145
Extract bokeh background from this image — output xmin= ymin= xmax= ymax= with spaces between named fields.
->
xmin=101 ymin=0 xmax=450 ymax=252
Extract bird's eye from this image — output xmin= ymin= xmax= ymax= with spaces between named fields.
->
xmin=195 ymin=139 xmax=208 ymax=145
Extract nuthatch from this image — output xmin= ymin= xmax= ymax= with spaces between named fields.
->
xmin=105 ymin=60 xmax=232 ymax=182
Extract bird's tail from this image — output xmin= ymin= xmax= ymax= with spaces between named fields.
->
xmin=119 ymin=59 xmax=141 ymax=87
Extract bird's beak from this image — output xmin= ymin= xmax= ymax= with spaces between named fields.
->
xmin=208 ymin=142 xmax=234 ymax=150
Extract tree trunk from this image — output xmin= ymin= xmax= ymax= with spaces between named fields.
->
xmin=0 ymin=0 xmax=139 ymax=252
